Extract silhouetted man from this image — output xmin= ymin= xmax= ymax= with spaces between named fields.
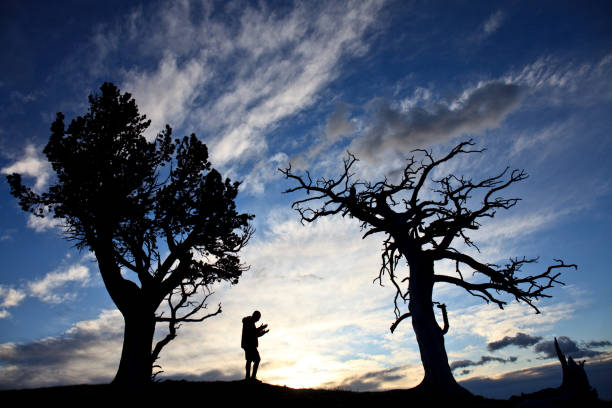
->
xmin=241 ymin=310 xmax=269 ymax=381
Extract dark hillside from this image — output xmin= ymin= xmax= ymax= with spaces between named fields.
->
xmin=2 ymin=380 xmax=610 ymax=408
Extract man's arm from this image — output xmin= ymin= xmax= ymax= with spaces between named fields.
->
xmin=257 ymin=324 xmax=269 ymax=337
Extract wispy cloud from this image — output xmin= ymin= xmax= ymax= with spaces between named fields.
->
xmin=483 ymin=10 xmax=506 ymax=36
xmin=122 ymin=55 xmax=209 ymax=141
xmin=448 ymin=292 xmax=580 ymax=342
xmin=116 ymin=0 xmax=386 ymax=167
xmin=28 ymin=264 xmax=91 ymax=304
xmin=451 ymin=355 xmax=517 ymax=373
xmin=240 ymin=152 xmax=289 ymax=196
xmin=505 ymin=53 xmax=612 ymax=106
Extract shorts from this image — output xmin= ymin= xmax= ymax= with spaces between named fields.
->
xmin=243 ymin=347 xmax=260 ymax=363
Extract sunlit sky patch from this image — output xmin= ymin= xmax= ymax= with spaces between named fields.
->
xmin=1 ymin=0 xmax=611 ymax=399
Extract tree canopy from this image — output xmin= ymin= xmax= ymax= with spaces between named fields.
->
xmin=7 ymin=82 xmax=254 ymax=384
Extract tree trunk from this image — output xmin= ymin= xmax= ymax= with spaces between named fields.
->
xmin=405 ymin=250 xmax=470 ymax=397
xmin=94 ymin=238 xmax=157 ymax=386
xmin=112 ymin=305 xmax=156 ymax=386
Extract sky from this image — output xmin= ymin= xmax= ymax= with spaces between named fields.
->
xmin=1 ymin=0 xmax=612 ymax=399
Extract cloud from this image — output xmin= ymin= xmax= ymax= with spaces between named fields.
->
xmin=449 ymin=294 xmax=579 ymax=343
xmin=0 ymin=286 xmax=26 ymax=319
xmin=122 ymin=54 xmax=208 ymax=141
xmin=26 ymin=213 xmax=64 ymax=233
xmin=509 ymin=120 xmax=572 ymax=158
xmin=534 ymin=336 xmax=609 ymax=359
xmin=0 ymin=286 xmax=26 ymax=308
xmin=325 ymin=103 xmax=354 ymax=142
xmin=399 ymin=87 xmax=433 ymax=111
xmin=0 ymin=309 xmax=123 ymax=389
xmin=0 ymin=261 xmax=93 ymax=318
xmin=451 ymin=355 xmax=518 ymax=372
xmin=585 ymin=340 xmax=612 ymax=348
xmin=0 ymin=144 xmax=51 ymax=191
xmin=487 ymin=332 xmax=543 ymax=352
xmin=0 ymin=229 xmax=16 ymax=241
xmin=505 ymin=53 xmax=612 ymax=106
xmin=114 ymin=0 xmax=386 ymax=166
xmin=240 ymin=152 xmax=289 ymax=196
xmin=28 ymin=264 xmax=91 ymax=304
xmin=483 ymin=10 xmax=506 ymax=36
xmin=351 ymin=81 xmax=524 ymax=161
xmin=291 ymin=102 xmax=356 ymax=169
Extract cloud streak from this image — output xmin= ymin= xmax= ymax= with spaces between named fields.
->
xmin=451 ymin=355 xmax=518 ymax=373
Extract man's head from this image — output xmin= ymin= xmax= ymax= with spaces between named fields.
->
xmin=252 ymin=310 xmax=261 ymax=322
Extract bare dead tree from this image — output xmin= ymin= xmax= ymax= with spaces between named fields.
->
xmin=280 ymin=139 xmax=576 ymax=396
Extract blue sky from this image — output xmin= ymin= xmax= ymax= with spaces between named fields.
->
xmin=1 ymin=0 xmax=612 ymax=398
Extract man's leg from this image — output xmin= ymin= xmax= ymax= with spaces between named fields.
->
xmin=245 ymin=359 xmax=252 ymax=380
xmin=252 ymin=360 xmax=259 ymax=380
xmin=251 ymin=349 xmax=261 ymax=380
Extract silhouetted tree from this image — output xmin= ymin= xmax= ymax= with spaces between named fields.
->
xmin=280 ymin=140 xmax=575 ymax=396
xmin=7 ymin=83 xmax=254 ymax=386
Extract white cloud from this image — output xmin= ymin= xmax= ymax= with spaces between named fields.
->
xmin=0 ymin=286 xmax=27 ymax=319
xmin=0 ymin=287 xmax=26 ymax=308
xmin=26 ymin=213 xmax=63 ymax=233
xmin=28 ymin=265 xmax=91 ymax=304
xmin=483 ymin=10 xmax=506 ymax=36
xmin=0 ymin=144 xmax=51 ymax=191
xmin=0 ymin=259 xmax=95 ymax=318
xmin=114 ymin=0 xmax=386 ymax=166
xmin=400 ymin=86 xmax=433 ymax=111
